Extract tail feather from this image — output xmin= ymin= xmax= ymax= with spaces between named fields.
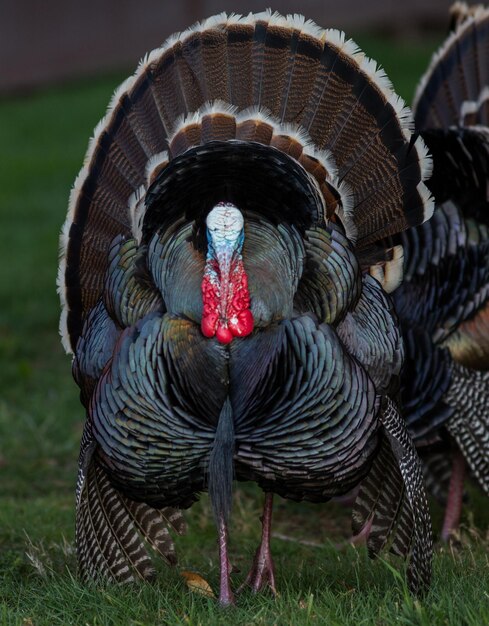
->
xmin=389 ymin=501 xmax=414 ymax=558
xmin=449 ymin=2 xmax=485 ymax=31
xmin=227 ymin=20 xmax=255 ymax=108
xmin=78 ymin=463 xmax=154 ymax=583
xmin=149 ymin=41 xmax=191 ymax=134
xmin=279 ymin=27 xmax=323 ymax=121
xmin=254 ymin=19 xmax=292 ymax=112
xmin=195 ymin=27 xmax=230 ymax=102
xmin=120 ymin=499 xmax=181 ymax=566
xmin=59 ymin=11 xmax=433 ymax=354
xmin=124 ymin=74 xmax=168 ymax=157
xmin=414 ymin=6 xmax=489 ymax=129
xmin=76 ymin=428 xmax=185 ymax=583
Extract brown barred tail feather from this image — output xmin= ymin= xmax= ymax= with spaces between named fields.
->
xmin=76 ymin=434 xmax=185 ymax=583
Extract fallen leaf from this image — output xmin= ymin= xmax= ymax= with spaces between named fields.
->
xmin=180 ymin=571 xmax=215 ymax=598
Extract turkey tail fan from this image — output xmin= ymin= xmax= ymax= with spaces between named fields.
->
xmin=449 ymin=2 xmax=486 ymax=32
xmin=417 ymin=127 xmax=489 ymax=217
xmin=414 ymin=5 xmax=489 ymax=130
xmin=58 ymin=10 xmax=433 ymax=354
xmin=352 ymin=398 xmax=433 ymax=596
xmin=76 ymin=429 xmax=185 ymax=583
xmin=445 ymin=363 xmax=489 ymax=495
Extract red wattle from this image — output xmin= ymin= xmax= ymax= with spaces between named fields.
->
xmin=216 ymin=325 xmax=233 ymax=344
xmin=201 ymin=255 xmax=254 ymax=343
xmin=228 ymin=309 xmax=254 ymax=337
xmin=238 ymin=309 xmax=254 ymax=336
xmin=201 ymin=313 xmax=218 ymax=337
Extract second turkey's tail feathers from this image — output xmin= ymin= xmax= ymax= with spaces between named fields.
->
xmin=414 ymin=5 xmax=489 ymax=130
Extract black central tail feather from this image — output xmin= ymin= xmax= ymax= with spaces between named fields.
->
xmin=208 ymin=398 xmax=235 ymax=524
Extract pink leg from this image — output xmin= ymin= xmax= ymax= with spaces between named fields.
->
xmin=239 ymin=492 xmax=277 ymax=595
xmin=349 ymin=517 xmax=373 ymax=547
xmin=441 ymin=449 xmax=466 ymax=542
xmin=217 ymin=515 xmax=235 ymax=606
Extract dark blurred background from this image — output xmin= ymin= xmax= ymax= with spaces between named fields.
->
xmin=2 ymin=0 xmax=452 ymax=94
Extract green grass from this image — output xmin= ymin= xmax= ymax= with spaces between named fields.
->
xmin=2 ymin=32 xmax=489 ymax=625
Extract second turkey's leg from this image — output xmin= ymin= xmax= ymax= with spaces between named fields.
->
xmin=239 ymin=492 xmax=277 ymax=595
xmin=349 ymin=516 xmax=373 ymax=547
xmin=441 ymin=449 xmax=466 ymax=542
xmin=218 ymin=515 xmax=235 ymax=606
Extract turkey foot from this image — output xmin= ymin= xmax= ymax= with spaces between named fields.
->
xmin=239 ymin=493 xmax=277 ymax=595
xmin=217 ymin=515 xmax=235 ymax=606
xmin=441 ymin=449 xmax=466 ymax=542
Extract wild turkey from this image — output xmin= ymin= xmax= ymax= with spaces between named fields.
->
xmin=58 ymin=11 xmax=434 ymax=604
xmin=391 ymin=2 xmax=489 ymax=540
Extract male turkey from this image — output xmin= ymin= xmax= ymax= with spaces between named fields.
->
xmin=58 ymin=11 xmax=434 ymax=604
xmin=391 ymin=2 xmax=489 ymax=540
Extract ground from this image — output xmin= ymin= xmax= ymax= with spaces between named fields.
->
xmin=1 ymin=32 xmax=489 ymax=626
